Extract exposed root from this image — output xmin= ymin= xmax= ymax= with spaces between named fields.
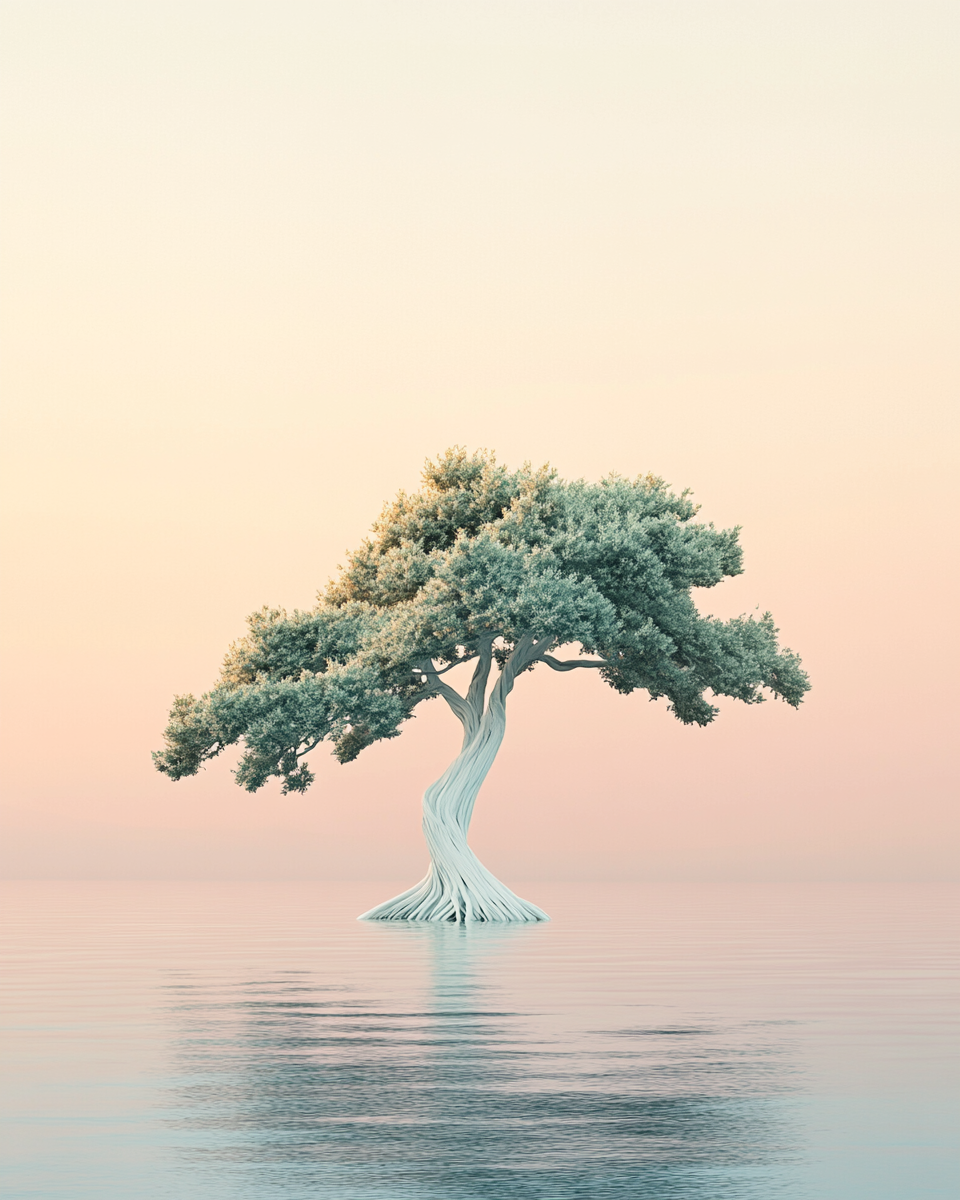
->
xmin=359 ymin=860 xmax=549 ymax=924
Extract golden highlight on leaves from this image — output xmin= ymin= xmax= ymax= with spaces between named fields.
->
xmin=154 ymin=448 xmax=809 ymax=794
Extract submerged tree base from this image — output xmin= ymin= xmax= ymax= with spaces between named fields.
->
xmin=358 ymin=865 xmax=549 ymax=924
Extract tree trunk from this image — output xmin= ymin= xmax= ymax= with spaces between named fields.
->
xmin=358 ymin=702 xmax=549 ymax=924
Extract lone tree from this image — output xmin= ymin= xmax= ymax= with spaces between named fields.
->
xmin=154 ymin=449 xmax=809 ymax=923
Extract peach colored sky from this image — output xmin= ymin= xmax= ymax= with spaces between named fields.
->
xmin=2 ymin=1 xmax=957 ymax=881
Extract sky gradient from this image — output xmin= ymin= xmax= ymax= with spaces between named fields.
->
xmin=1 ymin=0 xmax=957 ymax=881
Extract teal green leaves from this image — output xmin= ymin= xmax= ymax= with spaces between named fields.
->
xmin=598 ymin=612 xmax=806 ymax=725
xmin=154 ymin=662 xmax=411 ymax=794
xmin=154 ymin=447 xmax=810 ymax=792
xmin=151 ymin=694 xmax=223 ymax=781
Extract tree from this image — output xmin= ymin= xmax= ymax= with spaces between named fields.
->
xmin=154 ymin=448 xmax=810 ymax=923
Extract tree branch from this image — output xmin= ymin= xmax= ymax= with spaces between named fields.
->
xmin=414 ymin=663 xmax=474 ymax=732
xmin=484 ymin=633 xmax=554 ymax=717
xmin=530 ymin=635 xmax=558 ymax=660
xmin=412 ymin=654 xmax=476 ymax=678
xmin=541 ymin=655 xmax=608 ymax=672
xmin=432 ymin=680 xmax=474 ymax=730
xmin=504 ymin=631 xmax=537 ymax=675
xmin=296 ymin=737 xmax=323 ymax=759
xmin=465 ymin=636 xmax=494 ymax=720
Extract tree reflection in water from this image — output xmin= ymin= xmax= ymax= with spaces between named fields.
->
xmin=164 ymin=921 xmax=798 ymax=1199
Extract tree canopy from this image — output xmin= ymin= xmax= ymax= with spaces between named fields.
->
xmin=153 ymin=448 xmax=810 ymax=794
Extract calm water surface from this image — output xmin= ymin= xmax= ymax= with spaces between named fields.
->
xmin=1 ymin=881 xmax=956 ymax=1199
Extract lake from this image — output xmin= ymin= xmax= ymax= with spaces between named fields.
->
xmin=1 ymin=880 xmax=956 ymax=1198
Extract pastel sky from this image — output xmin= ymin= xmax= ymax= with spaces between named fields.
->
xmin=2 ymin=1 xmax=957 ymax=881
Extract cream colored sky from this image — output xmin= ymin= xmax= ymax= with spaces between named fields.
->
xmin=1 ymin=1 xmax=957 ymax=880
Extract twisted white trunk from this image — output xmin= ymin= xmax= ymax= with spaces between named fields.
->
xmin=359 ymin=636 xmax=550 ymax=924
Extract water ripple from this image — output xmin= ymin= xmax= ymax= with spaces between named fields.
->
xmin=2 ymin=881 xmax=957 ymax=1199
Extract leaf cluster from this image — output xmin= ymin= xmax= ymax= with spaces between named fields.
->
xmin=154 ymin=447 xmax=809 ymax=793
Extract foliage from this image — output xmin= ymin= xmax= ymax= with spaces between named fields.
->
xmin=154 ymin=448 xmax=809 ymax=794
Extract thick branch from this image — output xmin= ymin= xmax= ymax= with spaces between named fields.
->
xmin=433 ymin=680 xmax=474 ymax=728
xmin=541 ymin=654 xmax=608 ymax=672
xmin=413 ymin=634 xmax=556 ymax=747
xmin=413 ymin=669 xmax=475 ymax=733
xmin=482 ymin=633 xmax=554 ymax=718
xmin=465 ymin=637 xmax=494 ymax=719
